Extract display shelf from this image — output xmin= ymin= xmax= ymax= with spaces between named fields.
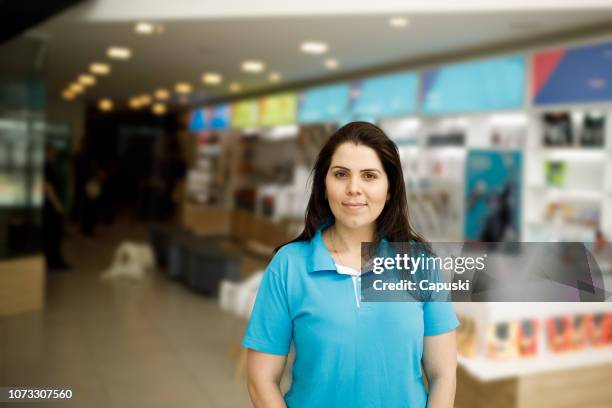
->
xmin=458 ymin=347 xmax=612 ymax=382
xmin=539 ymin=148 xmax=606 ymax=160
xmin=455 ymin=302 xmax=612 ymax=321
xmin=534 ymin=187 xmax=604 ymax=201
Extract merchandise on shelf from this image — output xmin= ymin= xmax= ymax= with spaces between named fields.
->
xmin=490 ymin=126 xmax=525 ymax=149
xmin=486 ymin=321 xmax=518 ymax=360
xmin=542 ymin=112 xmax=573 ymax=146
xmin=545 ymin=160 xmax=566 ymax=187
xmin=457 ymin=315 xmax=478 ymax=357
xmin=426 ymin=131 xmax=465 ymax=147
xmin=517 ymin=319 xmax=539 ymax=357
xmin=580 ymin=112 xmax=605 ymax=147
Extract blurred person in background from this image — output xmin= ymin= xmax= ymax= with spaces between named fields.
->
xmin=243 ymin=122 xmax=458 ymax=408
xmin=43 ymin=144 xmax=70 ymax=270
xmin=81 ymin=162 xmax=103 ymax=236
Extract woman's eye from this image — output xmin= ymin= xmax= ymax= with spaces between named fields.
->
xmin=363 ymin=173 xmax=377 ymax=180
xmin=334 ymin=171 xmax=347 ymax=178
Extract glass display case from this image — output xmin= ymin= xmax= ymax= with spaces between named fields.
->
xmin=0 ymin=79 xmax=45 ymax=259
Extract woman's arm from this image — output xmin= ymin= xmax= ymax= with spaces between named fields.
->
xmin=422 ymin=331 xmax=457 ymax=408
xmin=246 ymin=349 xmax=288 ymax=408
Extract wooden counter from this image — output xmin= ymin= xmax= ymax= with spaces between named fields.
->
xmin=456 ymin=358 xmax=612 ymax=408
xmin=0 ymin=255 xmax=45 ymax=316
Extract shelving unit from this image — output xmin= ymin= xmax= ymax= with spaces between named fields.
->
xmin=524 ymin=109 xmax=612 ymax=242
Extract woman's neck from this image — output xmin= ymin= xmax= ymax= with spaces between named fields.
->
xmin=331 ymin=223 xmax=376 ymax=254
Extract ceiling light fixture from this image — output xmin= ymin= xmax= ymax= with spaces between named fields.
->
xmin=202 ymin=72 xmax=223 ymax=85
xmin=324 ymin=58 xmax=339 ymax=70
xmin=135 ymin=22 xmax=155 ymax=35
xmin=389 ymin=17 xmax=409 ymax=28
xmin=139 ymin=94 xmax=152 ymax=106
xmin=229 ymin=82 xmax=242 ymax=93
xmin=300 ymin=41 xmax=329 ymax=54
xmin=107 ymin=46 xmax=132 ymax=60
xmin=175 ymin=82 xmax=192 ymax=94
xmin=268 ymin=72 xmax=281 ymax=82
xmin=154 ymin=89 xmax=170 ymax=100
xmin=78 ymin=74 xmax=96 ymax=86
xmin=69 ymin=83 xmax=84 ymax=93
xmin=241 ymin=60 xmax=265 ymax=73
xmin=128 ymin=97 xmax=142 ymax=109
xmin=62 ymin=90 xmax=75 ymax=101
xmin=98 ymin=98 xmax=113 ymax=112
xmin=152 ymin=103 xmax=167 ymax=115
xmin=90 ymin=62 xmax=111 ymax=75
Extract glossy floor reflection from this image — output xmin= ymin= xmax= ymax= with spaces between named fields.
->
xmin=0 ymin=221 xmax=256 ymax=408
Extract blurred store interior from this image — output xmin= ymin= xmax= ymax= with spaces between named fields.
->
xmin=1 ymin=0 xmax=612 ymax=407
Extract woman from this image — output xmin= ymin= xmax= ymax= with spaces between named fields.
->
xmin=243 ymin=122 xmax=458 ymax=407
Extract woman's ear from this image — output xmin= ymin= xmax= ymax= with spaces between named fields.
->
xmin=386 ymin=192 xmax=391 ymax=202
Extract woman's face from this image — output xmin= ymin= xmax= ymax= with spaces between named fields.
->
xmin=325 ymin=142 xmax=389 ymax=231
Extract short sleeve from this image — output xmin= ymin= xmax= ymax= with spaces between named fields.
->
xmin=241 ymin=263 xmax=292 ymax=355
xmin=423 ymin=301 xmax=459 ymax=336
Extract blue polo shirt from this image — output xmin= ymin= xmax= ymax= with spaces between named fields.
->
xmin=242 ymin=223 xmax=459 ymax=408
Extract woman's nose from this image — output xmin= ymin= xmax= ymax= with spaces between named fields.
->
xmin=346 ymin=176 xmax=362 ymax=195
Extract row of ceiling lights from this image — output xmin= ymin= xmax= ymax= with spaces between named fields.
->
xmin=77 ymin=16 xmax=411 ymax=113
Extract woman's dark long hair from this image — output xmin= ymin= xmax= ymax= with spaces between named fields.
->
xmin=277 ymin=121 xmax=425 ymax=252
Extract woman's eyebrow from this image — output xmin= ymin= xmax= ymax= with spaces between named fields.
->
xmin=330 ymin=165 xmax=382 ymax=173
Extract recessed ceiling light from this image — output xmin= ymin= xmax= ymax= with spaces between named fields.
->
xmin=107 ymin=46 xmax=132 ymax=60
xmin=324 ymin=58 xmax=339 ymax=70
xmin=389 ymin=17 xmax=409 ymax=28
xmin=139 ymin=94 xmax=152 ymax=106
xmin=98 ymin=99 xmax=113 ymax=112
xmin=62 ymin=90 xmax=75 ymax=101
xmin=152 ymin=103 xmax=167 ymax=115
xmin=78 ymin=74 xmax=96 ymax=86
xmin=268 ymin=72 xmax=281 ymax=82
xmin=90 ymin=62 xmax=111 ymax=75
xmin=300 ymin=41 xmax=328 ymax=55
xmin=175 ymin=82 xmax=192 ymax=94
xmin=241 ymin=60 xmax=265 ymax=73
xmin=202 ymin=72 xmax=223 ymax=85
xmin=135 ymin=22 xmax=154 ymax=35
xmin=155 ymin=24 xmax=165 ymax=34
xmin=154 ymin=89 xmax=170 ymax=100
xmin=229 ymin=82 xmax=242 ymax=93
xmin=69 ymin=83 xmax=84 ymax=93
xmin=128 ymin=97 xmax=142 ymax=109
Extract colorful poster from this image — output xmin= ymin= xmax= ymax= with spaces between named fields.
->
xmin=232 ymin=99 xmax=259 ymax=128
xmin=188 ymin=107 xmax=208 ymax=132
xmin=352 ymin=72 xmax=418 ymax=119
xmin=188 ymin=105 xmax=230 ymax=131
xmin=421 ymin=56 xmax=526 ymax=114
xmin=259 ymin=92 xmax=297 ymax=127
xmin=210 ymin=104 xmax=231 ymax=130
xmin=464 ymin=150 xmax=522 ymax=241
xmin=533 ymin=41 xmax=612 ymax=105
xmin=298 ymin=83 xmax=351 ymax=124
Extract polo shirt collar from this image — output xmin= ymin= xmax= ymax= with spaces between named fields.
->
xmin=308 ymin=219 xmax=336 ymax=273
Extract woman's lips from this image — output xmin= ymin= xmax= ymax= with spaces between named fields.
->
xmin=342 ymin=203 xmax=367 ymax=210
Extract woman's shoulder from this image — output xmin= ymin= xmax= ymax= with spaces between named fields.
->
xmin=273 ymin=240 xmax=310 ymax=260
xmin=266 ymin=240 xmax=310 ymax=274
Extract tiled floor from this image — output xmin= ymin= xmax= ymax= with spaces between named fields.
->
xmin=0 ymin=220 xmax=264 ymax=408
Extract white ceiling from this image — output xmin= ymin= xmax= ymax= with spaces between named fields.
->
xmin=4 ymin=4 xmax=612 ymax=108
